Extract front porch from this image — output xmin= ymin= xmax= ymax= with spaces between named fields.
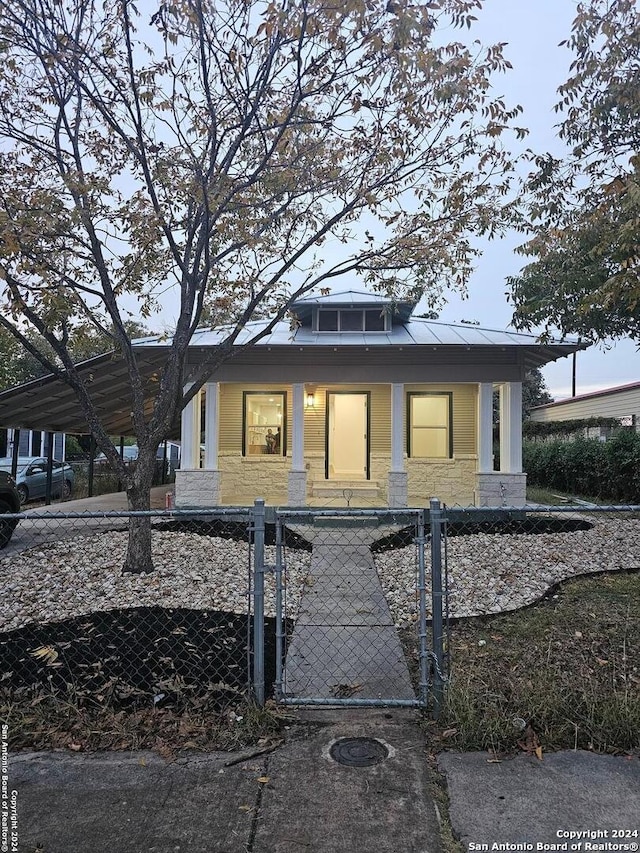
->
xmin=174 ymin=381 xmax=527 ymax=508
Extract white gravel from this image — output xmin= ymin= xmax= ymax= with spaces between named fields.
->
xmin=374 ymin=515 xmax=640 ymax=627
xmin=2 ymin=515 xmax=638 ymax=634
xmin=0 ymin=531 xmax=311 ymax=633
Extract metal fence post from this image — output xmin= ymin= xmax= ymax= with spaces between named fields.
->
xmin=416 ymin=510 xmax=429 ymax=707
xmin=274 ymin=514 xmax=284 ymax=702
xmin=253 ymin=498 xmax=266 ymax=706
xmin=429 ymin=497 xmax=445 ymax=717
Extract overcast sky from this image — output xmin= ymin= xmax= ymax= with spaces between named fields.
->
xmin=434 ymin=0 xmax=639 ymax=400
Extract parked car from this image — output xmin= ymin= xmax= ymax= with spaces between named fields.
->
xmin=0 ymin=470 xmax=21 ymax=548
xmin=94 ymin=445 xmax=140 ymax=465
xmin=0 ymin=457 xmax=75 ymax=505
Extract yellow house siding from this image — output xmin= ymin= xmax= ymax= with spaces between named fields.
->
xmin=220 ymin=382 xmax=477 ymax=458
xmin=219 ymin=383 xmax=292 ymax=454
xmin=303 ymin=384 xmax=391 ymax=455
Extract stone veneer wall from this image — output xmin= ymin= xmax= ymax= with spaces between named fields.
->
xmin=175 ymin=469 xmax=221 ymax=507
xmin=407 ymin=455 xmax=477 ymax=506
xmin=218 ymin=451 xmax=290 ymax=501
xmin=178 ymin=452 xmax=487 ymax=506
xmin=474 ymin=472 xmax=527 ymax=506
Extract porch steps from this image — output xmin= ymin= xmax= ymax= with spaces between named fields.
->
xmin=311 ymin=479 xmax=380 ymax=500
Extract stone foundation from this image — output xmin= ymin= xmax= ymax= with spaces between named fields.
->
xmin=387 ymin=471 xmax=408 ymax=507
xmin=288 ymin=471 xmax=308 ymax=505
xmin=175 ymin=469 xmax=221 ymax=507
xmin=407 ymin=456 xmax=477 ymax=506
xmin=474 ymin=472 xmax=527 ymax=506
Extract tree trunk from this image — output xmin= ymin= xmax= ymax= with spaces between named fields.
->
xmin=122 ymin=467 xmax=154 ymax=574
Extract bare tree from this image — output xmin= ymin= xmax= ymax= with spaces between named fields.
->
xmin=0 ymin=0 xmax=522 ymax=571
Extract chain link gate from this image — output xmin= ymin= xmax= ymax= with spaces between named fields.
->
xmin=265 ymin=507 xmax=433 ymax=709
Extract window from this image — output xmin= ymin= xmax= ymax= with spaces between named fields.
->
xmin=316 ymin=308 xmax=387 ymax=332
xmin=243 ymin=392 xmax=286 ymax=456
xmin=407 ymin=393 xmax=452 ymax=458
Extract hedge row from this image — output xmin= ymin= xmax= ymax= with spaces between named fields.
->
xmin=523 ymin=429 xmax=640 ymax=503
xmin=523 ymin=417 xmax=621 ymax=439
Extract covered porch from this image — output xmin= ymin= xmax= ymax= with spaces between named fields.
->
xmin=175 ymin=380 xmax=525 ymax=508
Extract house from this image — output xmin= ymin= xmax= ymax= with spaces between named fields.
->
xmin=0 ymin=290 xmax=585 ymax=507
xmin=0 ymin=428 xmax=66 ymax=460
xmin=530 ymin=381 xmax=640 ymax=434
xmin=162 ymin=291 xmax=584 ymax=507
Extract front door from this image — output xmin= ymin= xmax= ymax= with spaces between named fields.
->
xmin=326 ymin=392 xmax=369 ymax=480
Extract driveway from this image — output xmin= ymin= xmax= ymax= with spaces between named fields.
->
xmin=2 ymin=485 xmax=174 ymax=558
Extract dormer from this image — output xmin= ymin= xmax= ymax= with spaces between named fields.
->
xmin=291 ymin=290 xmax=416 ymax=333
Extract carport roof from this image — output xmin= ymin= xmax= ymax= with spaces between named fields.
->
xmin=0 ymin=315 xmax=586 ymax=435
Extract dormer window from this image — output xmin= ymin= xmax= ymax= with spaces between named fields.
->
xmin=316 ymin=308 xmax=387 ymax=333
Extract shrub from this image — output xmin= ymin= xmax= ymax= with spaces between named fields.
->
xmin=523 ymin=429 xmax=640 ymax=503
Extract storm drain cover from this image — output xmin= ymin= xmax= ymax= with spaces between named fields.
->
xmin=329 ymin=737 xmax=389 ymax=767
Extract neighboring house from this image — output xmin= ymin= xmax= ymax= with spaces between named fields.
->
xmin=530 ymin=382 xmax=640 ymax=433
xmin=0 ymin=290 xmax=585 ymax=508
xmin=6 ymin=428 xmax=66 ymax=460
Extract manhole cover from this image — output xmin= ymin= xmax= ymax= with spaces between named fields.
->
xmin=329 ymin=737 xmax=389 ymax=767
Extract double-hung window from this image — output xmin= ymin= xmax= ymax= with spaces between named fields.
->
xmin=407 ymin=393 xmax=452 ymax=458
xmin=243 ymin=392 xmax=286 ymax=456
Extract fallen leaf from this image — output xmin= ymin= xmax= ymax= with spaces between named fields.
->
xmin=441 ymin=728 xmax=458 ymax=739
xmin=256 ymin=776 xmax=270 ymax=784
xmin=239 ymin=805 xmax=252 ymax=811
xmin=29 ymin=646 xmax=59 ymax=665
xmin=535 ymin=746 xmax=543 ymax=761
xmin=69 ymin=743 xmax=82 ymax=752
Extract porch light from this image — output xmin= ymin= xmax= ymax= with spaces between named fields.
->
xmin=305 ymin=389 xmax=316 ymax=408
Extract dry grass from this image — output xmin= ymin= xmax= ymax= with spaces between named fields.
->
xmin=425 ymin=569 xmax=640 ymax=755
xmin=1 ymin=691 xmax=288 ymax=756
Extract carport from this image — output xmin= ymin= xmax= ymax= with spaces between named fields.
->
xmin=0 ymin=349 xmax=175 ymax=502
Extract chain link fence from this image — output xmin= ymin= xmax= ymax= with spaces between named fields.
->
xmin=387 ymin=501 xmax=640 ymax=720
xmin=0 ymin=508 xmax=267 ymax=749
xmin=1 ymin=499 xmax=638 ymax=749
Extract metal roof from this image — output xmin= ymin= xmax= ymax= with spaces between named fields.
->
xmin=145 ymin=315 xmax=581 ymax=350
xmin=0 ymin=307 xmax=587 ymax=435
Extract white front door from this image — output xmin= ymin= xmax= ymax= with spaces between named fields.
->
xmin=327 ymin=393 xmax=368 ymax=479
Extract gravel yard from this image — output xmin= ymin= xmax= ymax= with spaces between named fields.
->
xmin=2 ymin=515 xmax=639 ymax=636
xmin=374 ymin=515 xmax=640 ymax=627
xmin=0 ymin=530 xmax=312 ymax=633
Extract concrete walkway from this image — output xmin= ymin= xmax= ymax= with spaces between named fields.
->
xmin=283 ymin=529 xmax=416 ymax=703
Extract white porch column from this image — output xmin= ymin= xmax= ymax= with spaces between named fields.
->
xmin=475 ymin=381 xmax=526 ymax=506
xmin=180 ymin=384 xmax=200 ymax=469
xmin=203 ymin=382 xmax=219 ymax=470
xmin=499 ymin=381 xmax=523 ymax=473
xmin=388 ymin=382 xmax=408 ymax=507
xmin=176 ymin=384 xmax=222 ymax=507
xmin=390 ymin=383 xmax=405 ymax=472
xmin=291 ymin=383 xmax=305 ymax=471
xmin=477 ymin=382 xmax=494 ymax=473
xmin=288 ymin=383 xmax=307 ymax=504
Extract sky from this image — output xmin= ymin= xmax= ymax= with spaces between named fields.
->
xmin=433 ymin=0 xmax=639 ymax=400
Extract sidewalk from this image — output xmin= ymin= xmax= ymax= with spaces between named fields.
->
xmin=10 ymin=723 xmax=639 ymax=852
xmin=10 ymin=709 xmax=442 ymax=853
